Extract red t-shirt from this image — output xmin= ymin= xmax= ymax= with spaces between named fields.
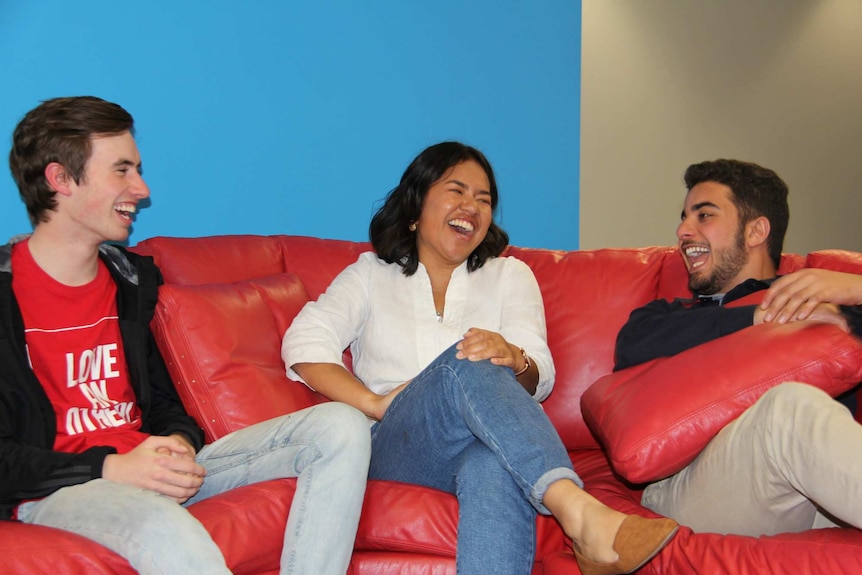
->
xmin=12 ymin=240 xmax=147 ymax=454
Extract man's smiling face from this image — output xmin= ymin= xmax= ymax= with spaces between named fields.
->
xmin=59 ymin=131 xmax=149 ymax=245
xmin=677 ymin=181 xmax=750 ymax=295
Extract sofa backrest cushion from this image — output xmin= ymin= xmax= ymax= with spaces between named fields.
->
xmin=807 ymin=249 xmax=862 ymax=273
xmin=135 ymin=235 xmax=371 ymax=297
xmin=151 ymin=272 xmax=325 ymax=442
xmin=507 ymin=246 xmax=669 ymax=449
xmin=135 ymin=235 xmax=288 ymax=285
xmin=275 ymin=236 xmax=372 ymax=299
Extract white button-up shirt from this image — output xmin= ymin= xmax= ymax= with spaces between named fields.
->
xmin=282 ymin=252 xmax=554 ymax=401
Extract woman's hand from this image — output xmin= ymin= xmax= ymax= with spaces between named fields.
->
xmin=372 ymin=382 xmax=409 ymax=421
xmin=456 ymin=328 xmax=524 ymax=371
xmin=456 ymin=328 xmax=538 ymax=394
xmin=293 ymin=362 xmax=411 ymax=422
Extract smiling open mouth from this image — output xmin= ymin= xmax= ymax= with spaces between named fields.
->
xmin=684 ymin=245 xmax=710 ymax=269
xmin=448 ymin=219 xmax=474 ymax=234
xmin=114 ymin=203 xmax=137 ymax=221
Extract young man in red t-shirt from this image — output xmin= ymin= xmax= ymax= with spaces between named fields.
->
xmin=1 ymin=96 xmax=370 ymax=574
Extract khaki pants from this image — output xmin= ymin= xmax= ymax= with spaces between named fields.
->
xmin=642 ymin=382 xmax=859 ymax=536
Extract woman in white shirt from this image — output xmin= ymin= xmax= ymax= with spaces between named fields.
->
xmin=282 ymin=142 xmax=677 ymax=575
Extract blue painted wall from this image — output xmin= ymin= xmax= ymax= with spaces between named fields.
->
xmin=0 ymin=1 xmax=580 ymax=249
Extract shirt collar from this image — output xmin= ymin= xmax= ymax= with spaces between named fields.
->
xmin=696 ymin=277 xmax=776 ymax=306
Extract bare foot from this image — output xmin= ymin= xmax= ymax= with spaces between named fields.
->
xmin=543 ymin=480 xmax=626 ymax=563
xmin=572 ymin=500 xmax=627 ymax=563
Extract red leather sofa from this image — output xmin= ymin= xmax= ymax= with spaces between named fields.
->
xmin=3 ymin=234 xmax=862 ymax=574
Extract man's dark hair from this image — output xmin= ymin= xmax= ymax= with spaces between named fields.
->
xmin=684 ymin=159 xmax=789 ymax=269
xmin=9 ymin=96 xmax=135 ymax=226
xmin=369 ymin=141 xmax=509 ymax=276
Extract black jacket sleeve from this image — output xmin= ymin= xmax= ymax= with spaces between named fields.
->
xmin=0 ymin=439 xmax=115 ymax=517
xmin=120 ymin=249 xmax=204 ymax=451
xmin=841 ymin=305 xmax=862 ymax=339
xmin=0 ymin=246 xmax=205 ymax=519
xmin=142 ymin=330 xmax=205 ymax=451
xmin=0 ymin=273 xmax=117 ymax=518
xmin=614 ymin=298 xmax=757 ymax=371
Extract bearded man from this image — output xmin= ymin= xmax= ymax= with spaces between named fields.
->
xmin=614 ymin=159 xmax=862 ymax=537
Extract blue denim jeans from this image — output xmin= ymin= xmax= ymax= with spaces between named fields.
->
xmin=369 ymin=344 xmax=580 ymax=575
xmin=18 ymin=402 xmax=370 ymax=575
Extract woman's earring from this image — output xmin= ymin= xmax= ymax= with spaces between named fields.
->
xmin=409 ymin=222 xmax=417 ymax=232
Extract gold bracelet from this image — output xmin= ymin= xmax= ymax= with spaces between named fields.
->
xmin=513 ymin=347 xmax=531 ymax=376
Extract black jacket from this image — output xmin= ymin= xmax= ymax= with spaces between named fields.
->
xmin=615 ymin=277 xmax=862 ymax=372
xmin=0 ymin=240 xmax=204 ymax=520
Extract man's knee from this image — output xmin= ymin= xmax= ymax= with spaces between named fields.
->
xmin=308 ymin=402 xmax=371 ymax=457
xmin=749 ymin=382 xmax=841 ymax=454
xmin=757 ymin=382 xmax=833 ymax=419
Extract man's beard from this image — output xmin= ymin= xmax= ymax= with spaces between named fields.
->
xmin=688 ymin=228 xmax=749 ymax=295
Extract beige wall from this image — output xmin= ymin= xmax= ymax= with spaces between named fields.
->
xmin=580 ymin=1 xmax=862 ymax=255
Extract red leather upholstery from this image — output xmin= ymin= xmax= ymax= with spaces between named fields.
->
xmin=4 ymin=235 xmax=861 ymax=574
xmin=506 ymin=246 xmax=670 ymax=450
xmin=807 ymin=249 xmax=862 ymax=274
xmin=0 ymin=522 xmax=136 ymax=575
xmin=582 ymin=322 xmax=862 ymax=483
xmin=152 ymin=273 xmax=325 ymax=442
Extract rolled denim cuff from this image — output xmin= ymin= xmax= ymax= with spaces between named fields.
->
xmin=530 ymin=466 xmax=583 ymax=515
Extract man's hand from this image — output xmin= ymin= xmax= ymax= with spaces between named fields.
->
xmin=761 ymin=269 xmax=862 ymax=323
xmin=456 ymin=328 xmax=523 ymax=371
xmin=102 ymin=435 xmax=206 ymax=503
xmin=801 ymin=302 xmax=850 ymax=332
xmin=154 ymin=433 xmax=197 ymax=459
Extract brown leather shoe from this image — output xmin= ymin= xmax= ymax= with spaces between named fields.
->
xmin=573 ymin=515 xmax=679 ymax=575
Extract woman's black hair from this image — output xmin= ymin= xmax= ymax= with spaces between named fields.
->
xmin=369 ymin=141 xmax=509 ymax=276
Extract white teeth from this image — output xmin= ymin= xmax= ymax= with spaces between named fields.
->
xmin=114 ymin=203 xmax=137 ymax=215
xmin=448 ymin=219 xmax=474 ymax=232
xmin=684 ymin=246 xmax=709 ymax=257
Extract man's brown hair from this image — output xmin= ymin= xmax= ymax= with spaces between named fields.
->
xmin=9 ymin=96 xmax=135 ymax=226
xmin=684 ymin=159 xmax=789 ymax=270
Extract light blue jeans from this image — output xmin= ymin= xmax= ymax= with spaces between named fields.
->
xmin=18 ymin=402 xmax=370 ymax=575
xmin=369 ymin=344 xmax=580 ymax=575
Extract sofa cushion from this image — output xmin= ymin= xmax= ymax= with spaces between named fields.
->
xmin=134 ymin=235 xmax=373 ymax=295
xmin=806 ymin=249 xmax=862 ymax=273
xmin=507 ymin=246 xmax=669 ymax=450
xmin=188 ymin=479 xmax=294 ymax=574
xmin=136 ymin=235 xmax=289 ymax=285
xmin=275 ymin=235 xmax=372 ymax=299
xmin=0 ymin=522 xmax=136 ymax=575
xmin=354 ymin=480 xmax=565 ymax=564
xmin=151 ymin=273 xmax=325 ymax=442
xmin=581 ymin=322 xmax=862 ymax=484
